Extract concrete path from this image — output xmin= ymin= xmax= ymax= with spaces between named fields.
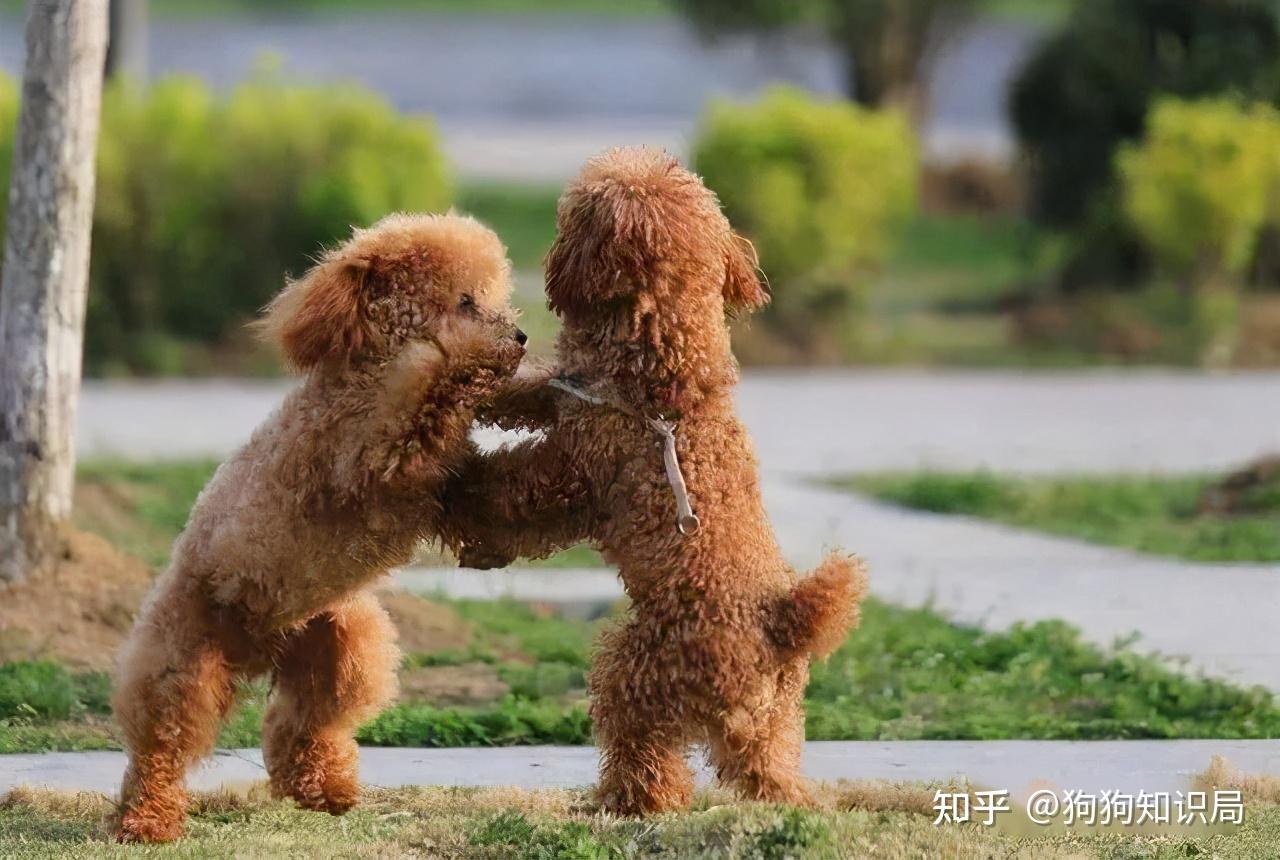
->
xmin=79 ymin=372 xmax=1280 ymax=690
xmin=3 ymin=742 xmax=1277 ymax=801
xmin=77 ymin=371 xmax=1280 ymax=473
xmin=394 ymin=477 xmax=1280 ymax=690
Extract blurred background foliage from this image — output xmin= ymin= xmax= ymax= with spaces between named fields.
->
xmin=694 ymin=87 xmax=917 ymax=361
xmin=1010 ymin=0 xmax=1280 ymax=230
xmin=0 ymin=0 xmax=1279 ymax=373
xmin=673 ymin=0 xmax=977 ymax=125
xmin=0 ymin=71 xmax=452 ymax=375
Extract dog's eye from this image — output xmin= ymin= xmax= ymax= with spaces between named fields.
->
xmin=458 ymin=294 xmax=474 ymax=310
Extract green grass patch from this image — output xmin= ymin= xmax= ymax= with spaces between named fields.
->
xmin=2 ymin=782 xmax=1278 ymax=858
xmin=359 ymin=698 xmax=591 ymax=747
xmin=457 ymin=182 xmax=560 ymax=272
xmin=837 ymin=471 xmax=1280 ymax=563
xmin=0 ymin=662 xmax=111 ymax=722
xmin=7 ymin=590 xmax=1280 ymax=752
xmin=450 ymin=597 xmax=602 ymax=667
xmin=73 ymin=458 xmax=220 ymax=568
xmin=847 ymin=214 xmax=1056 ymax=367
xmin=808 ymin=600 xmax=1280 ymax=740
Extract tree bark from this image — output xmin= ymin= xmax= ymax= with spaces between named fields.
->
xmin=0 ymin=0 xmax=109 ymax=584
xmin=105 ymin=0 xmax=148 ymax=81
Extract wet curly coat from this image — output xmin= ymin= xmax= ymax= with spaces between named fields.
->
xmin=112 ymin=213 xmax=526 ymax=843
xmin=443 ymin=148 xmax=868 ymax=814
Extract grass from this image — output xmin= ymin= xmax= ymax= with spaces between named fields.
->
xmin=846 ymin=214 xmax=1055 ymax=367
xmin=26 ymin=459 xmax=1278 ymax=752
xmin=73 ymin=459 xmax=221 ymax=568
xmin=457 ymin=183 xmax=560 ymax=272
xmin=836 ymin=471 xmax=1280 ymax=563
xmin=2 ymin=779 xmax=1278 ymax=858
xmin=7 ymin=589 xmax=1280 ymax=753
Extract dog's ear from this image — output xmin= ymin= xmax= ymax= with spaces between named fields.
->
xmin=259 ymin=255 xmax=372 ymax=370
xmin=545 ymin=193 xmax=644 ymax=317
xmin=544 ymin=210 xmax=596 ymax=317
xmin=723 ymin=231 xmax=769 ymax=314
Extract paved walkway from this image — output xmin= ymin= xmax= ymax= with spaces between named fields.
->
xmin=395 ymin=478 xmax=1280 ymax=690
xmin=4 ymin=742 xmax=1278 ymax=800
xmin=77 ymin=372 xmax=1280 ymax=690
xmin=78 ymin=371 xmax=1280 ymax=473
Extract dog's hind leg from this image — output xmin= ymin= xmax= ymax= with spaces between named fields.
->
xmin=114 ymin=586 xmax=240 ymax=843
xmin=594 ymin=714 xmax=694 ymax=816
xmin=262 ymin=590 xmax=399 ymax=815
xmin=706 ymin=664 xmax=813 ymax=807
xmin=590 ymin=636 xmax=694 ymax=815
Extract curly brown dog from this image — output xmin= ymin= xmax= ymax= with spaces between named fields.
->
xmin=443 ymin=148 xmax=868 ymax=815
xmin=112 ymin=213 xmax=526 ymax=843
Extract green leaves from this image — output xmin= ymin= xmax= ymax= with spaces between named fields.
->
xmin=693 ymin=87 xmax=917 ymax=346
xmin=1119 ymin=98 xmax=1280 ymax=283
xmin=1 ymin=72 xmax=454 ymax=375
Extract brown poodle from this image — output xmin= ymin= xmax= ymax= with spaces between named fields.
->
xmin=112 ymin=213 xmax=527 ymax=843
xmin=442 ymin=148 xmax=868 ymax=815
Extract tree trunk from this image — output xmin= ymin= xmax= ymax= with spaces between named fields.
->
xmin=0 ymin=0 xmax=109 ymax=584
xmin=105 ymin=0 xmax=148 ymax=81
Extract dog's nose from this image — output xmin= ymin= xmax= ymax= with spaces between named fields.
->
xmin=514 ymin=328 xmax=528 ymax=346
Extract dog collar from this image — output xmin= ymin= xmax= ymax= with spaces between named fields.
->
xmin=548 ymin=377 xmax=700 ymax=536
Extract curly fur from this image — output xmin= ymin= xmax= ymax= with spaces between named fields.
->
xmin=442 ymin=148 xmax=868 ymax=815
xmin=112 ymin=213 xmax=525 ymax=843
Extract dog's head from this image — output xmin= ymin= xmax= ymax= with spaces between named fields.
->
xmin=259 ymin=213 xmax=526 ymax=379
xmin=545 ymin=147 xmax=768 ymax=328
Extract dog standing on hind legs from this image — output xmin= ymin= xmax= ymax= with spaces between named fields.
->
xmin=112 ymin=213 xmax=527 ymax=842
xmin=443 ymin=147 xmax=869 ymax=815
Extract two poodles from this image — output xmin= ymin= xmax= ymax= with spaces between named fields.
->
xmin=114 ymin=147 xmax=867 ymax=843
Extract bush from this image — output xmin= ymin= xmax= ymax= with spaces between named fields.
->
xmin=1010 ymin=0 xmax=1280 ymax=230
xmin=0 ymin=662 xmax=110 ymax=722
xmin=0 ymin=72 xmax=452 ymax=375
xmin=693 ymin=87 xmax=916 ymax=353
xmin=1119 ymin=98 xmax=1280 ymax=286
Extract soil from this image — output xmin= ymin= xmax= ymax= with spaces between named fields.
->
xmin=398 ymin=663 xmax=509 ymax=705
xmin=1199 ymin=455 xmax=1280 ymax=516
xmin=0 ymin=528 xmax=153 ymax=671
xmin=0 ymin=525 xmax=473 ymax=674
xmin=377 ymin=589 xmax=473 ymax=654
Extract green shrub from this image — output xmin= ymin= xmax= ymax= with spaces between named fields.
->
xmin=1 ymin=71 xmax=452 ymax=375
xmin=1119 ymin=98 xmax=1280 ymax=286
xmin=693 ymin=87 xmax=916 ymax=350
xmin=0 ymin=662 xmax=110 ymax=721
xmin=1010 ymin=0 xmax=1280 ymax=230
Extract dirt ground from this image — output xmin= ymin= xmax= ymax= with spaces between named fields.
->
xmin=0 ymin=531 xmax=472 ymax=681
xmin=0 ymin=529 xmax=152 ymax=671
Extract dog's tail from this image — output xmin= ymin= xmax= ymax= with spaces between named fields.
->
xmin=766 ymin=552 xmax=868 ymax=662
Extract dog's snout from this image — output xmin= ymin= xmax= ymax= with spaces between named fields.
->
xmin=514 ymin=328 xmax=528 ymax=346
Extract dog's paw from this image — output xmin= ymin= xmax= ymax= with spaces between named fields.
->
xmin=116 ymin=811 xmax=185 ymax=844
